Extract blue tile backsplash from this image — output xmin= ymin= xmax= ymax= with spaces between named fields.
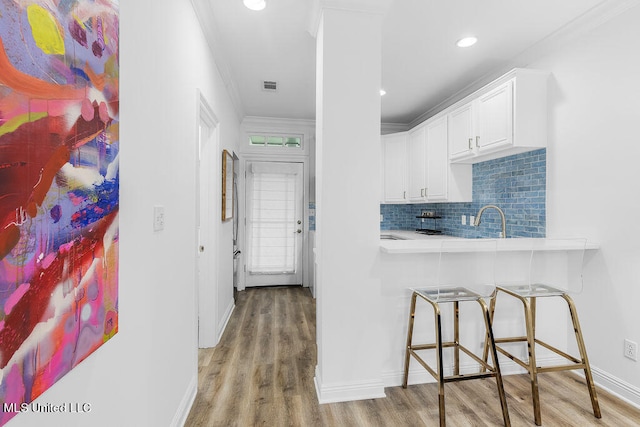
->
xmin=380 ymin=149 xmax=546 ymax=238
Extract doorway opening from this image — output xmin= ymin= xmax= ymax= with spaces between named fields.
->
xmin=244 ymin=161 xmax=305 ymax=287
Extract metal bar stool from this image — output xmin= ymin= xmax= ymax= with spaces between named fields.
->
xmin=402 ymin=239 xmax=510 ymax=427
xmin=484 ymin=238 xmax=601 ymax=426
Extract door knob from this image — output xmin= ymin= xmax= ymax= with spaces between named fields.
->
xmin=297 ymin=220 xmax=302 ymax=224
xmin=199 ymin=245 xmax=205 ymax=252
xmin=296 ymin=229 xmax=302 ymax=234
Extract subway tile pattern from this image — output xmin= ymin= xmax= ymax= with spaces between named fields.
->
xmin=380 ymin=149 xmax=546 ymax=238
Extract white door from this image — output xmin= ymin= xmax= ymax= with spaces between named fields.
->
xmin=196 ymin=97 xmax=219 ymax=348
xmin=245 ymin=161 xmax=304 ymax=287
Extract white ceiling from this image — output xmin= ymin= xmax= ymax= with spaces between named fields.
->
xmin=198 ymin=0 xmax=611 ymax=125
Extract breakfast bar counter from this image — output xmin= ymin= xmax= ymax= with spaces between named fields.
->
xmin=380 ymin=230 xmax=599 ymax=254
xmin=377 ymin=230 xmax=599 ymax=388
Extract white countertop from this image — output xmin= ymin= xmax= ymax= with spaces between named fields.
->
xmin=380 ymin=230 xmax=599 ymax=254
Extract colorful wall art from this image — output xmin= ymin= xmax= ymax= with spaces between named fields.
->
xmin=0 ymin=0 xmax=119 ymax=423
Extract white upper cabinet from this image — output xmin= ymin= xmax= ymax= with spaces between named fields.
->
xmin=380 ymin=68 xmax=546 ymax=204
xmin=425 ymin=115 xmax=448 ymax=201
xmin=448 ymin=68 xmax=548 ymax=164
xmin=381 ymin=132 xmax=408 ymax=203
xmin=407 ymin=126 xmax=427 ymax=202
xmin=381 ymin=118 xmax=471 ymax=204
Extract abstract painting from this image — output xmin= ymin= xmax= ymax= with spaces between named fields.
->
xmin=0 ymin=0 xmax=119 ymax=423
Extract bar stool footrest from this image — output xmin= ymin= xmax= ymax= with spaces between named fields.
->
xmin=408 ymin=342 xmax=499 ymax=383
xmin=494 ymin=338 xmax=584 ymax=370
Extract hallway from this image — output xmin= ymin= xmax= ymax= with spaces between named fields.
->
xmin=186 ymin=287 xmax=318 ymax=425
xmin=185 ymin=287 xmax=640 ymax=426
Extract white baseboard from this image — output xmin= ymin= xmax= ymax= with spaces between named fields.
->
xmin=384 ymin=367 xmax=434 ymax=388
xmin=217 ymin=300 xmax=235 ymax=344
xmin=171 ymin=374 xmax=197 ymax=427
xmin=586 ymin=366 xmax=640 ymax=409
xmin=314 ymin=366 xmax=386 ymax=404
xmin=385 ymin=357 xmax=640 ymax=410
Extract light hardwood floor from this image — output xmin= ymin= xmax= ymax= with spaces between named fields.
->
xmin=185 ymin=287 xmax=640 ymax=426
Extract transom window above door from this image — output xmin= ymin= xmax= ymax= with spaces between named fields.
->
xmin=248 ymin=134 xmax=302 ymax=149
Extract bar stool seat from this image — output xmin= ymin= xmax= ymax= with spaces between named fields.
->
xmin=485 ymin=238 xmax=601 ymax=426
xmin=402 ymin=239 xmax=510 ymax=427
xmin=416 ymin=286 xmax=485 ymax=302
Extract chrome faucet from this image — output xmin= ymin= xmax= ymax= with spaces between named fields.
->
xmin=474 ymin=205 xmax=507 ymax=238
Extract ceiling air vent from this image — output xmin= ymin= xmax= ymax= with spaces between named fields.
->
xmin=262 ymin=80 xmax=278 ymax=92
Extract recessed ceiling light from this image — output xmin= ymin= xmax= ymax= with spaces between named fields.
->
xmin=380 ymin=89 xmax=387 ymax=96
xmin=243 ymin=0 xmax=266 ymax=11
xmin=456 ymin=36 xmax=478 ymax=48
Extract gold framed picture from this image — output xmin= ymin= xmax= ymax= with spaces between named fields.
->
xmin=222 ymin=149 xmax=234 ymax=221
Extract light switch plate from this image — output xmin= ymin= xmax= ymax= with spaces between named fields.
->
xmin=153 ymin=206 xmax=165 ymax=231
xmin=461 ymin=215 xmax=467 ymax=225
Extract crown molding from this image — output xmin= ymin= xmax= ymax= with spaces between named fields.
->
xmin=509 ymin=0 xmax=640 ymax=68
xmin=190 ymin=0 xmax=245 ymax=121
xmin=381 ymin=122 xmax=410 ymax=135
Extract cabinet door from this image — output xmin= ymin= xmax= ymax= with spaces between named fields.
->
xmin=426 ymin=116 xmax=448 ymax=200
xmin=477 ymin=80 xmax=513 ymax=151
xmin=407 ymin=127 xmax=427 ymax=202
xmin=448 ymin=102 xmax=474 ymax=160
xmin=382 ymin=133 xmax=407 ymax=203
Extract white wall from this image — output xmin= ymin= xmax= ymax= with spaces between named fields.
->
xmin=314 ymin=5 xmax=387 ymax=403
xmin=529 ymin=3 xmax=640 ymax=404
xmin=11 ymin=1 xmax=239 ymax=426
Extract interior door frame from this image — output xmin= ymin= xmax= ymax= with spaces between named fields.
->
xmin=237 ymin=153 xmax=309 ymax=291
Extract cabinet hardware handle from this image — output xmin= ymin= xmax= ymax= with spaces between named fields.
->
xmin=421 ymin=188 xmax=424 ymax=197
xmin=404 ymin=191 xmax=406 ymax=199
xmin=468 ymin=138 xmax=473 ymax=150
xmin=475 ymin=136 xmax=480 ymax=148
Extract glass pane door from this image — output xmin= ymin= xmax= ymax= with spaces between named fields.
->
xmin=245 ymin=161 xmax=304 ymax=286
